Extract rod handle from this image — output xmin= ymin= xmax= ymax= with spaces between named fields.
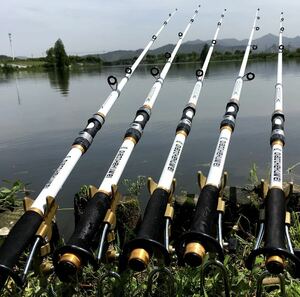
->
xmin=136 ymin=188 xmax=169 ymax=244
xmin=127 ymin=188 xmax=170 ymax=271
xmin=190 ymin=185 xmax=219 ymax=235
xmin=0 ymin=210 xmax=43 ymax=288
xmin=264 ymin=188 xmax=286 ymax=274
xmin=54 ymin=191 xmax=111 ymax=282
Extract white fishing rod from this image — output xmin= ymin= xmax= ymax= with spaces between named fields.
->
xmin=0 ymin=10 xmax=177 ymax=289
xmin=246 ymin=12 xmax=300 ymax=278
xmin=178 ymin=9 xmax=260 ymax=267
xmin=53 ymin=6 xmax=201 ymax=282
xmin=122 ymin=10 xmax=227 ymax=272
xmin=35 ymin=9 xmax=178 ymax=213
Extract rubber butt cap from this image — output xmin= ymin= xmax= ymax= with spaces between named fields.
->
xmin=266 ymin=256 xmax=284 ymax=275
xmin=128 ymin=248 xmax=150 ymax=272
xmin=184 ymin=242 xmax=205 ymax=267
xmin=56 ymin=253 xmax=81 ymax=282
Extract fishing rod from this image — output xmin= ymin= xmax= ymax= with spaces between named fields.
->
xmin=0 ymin=10 xmax=177 ymax=289
xmin=53 ymin=5 xmax=201 ymax=282
xmin=121 ymin=9 xmax=227 ymax=273
xmin=246 ymin=13 xmax=300 ymax=288
xmin=177 ymin=9 xmax=260 ymax=270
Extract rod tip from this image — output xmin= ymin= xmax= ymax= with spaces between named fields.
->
xmin=224 ymin=8 xmax=227 ymax=11
xmin=257 ymin=8 xmax=260 ymax=11
xmin=175 ymin=8 xmax=178 ymax=11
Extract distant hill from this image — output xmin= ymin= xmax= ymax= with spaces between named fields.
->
xmin=98 ymin=34 xmax=300 ymax=62
xmin=0 ymin=55 xmax=10 ymax=61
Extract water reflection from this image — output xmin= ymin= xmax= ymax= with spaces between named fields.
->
xmin=47 ymin=69 xmax=70 ymax=96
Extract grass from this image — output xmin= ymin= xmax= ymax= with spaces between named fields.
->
xmin=1 ymin=176 xmax=300 ymax=296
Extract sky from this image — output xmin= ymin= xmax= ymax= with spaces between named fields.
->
xmin=0 ymin=0 xmax=298 ymax=57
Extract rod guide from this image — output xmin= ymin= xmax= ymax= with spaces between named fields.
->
xmin=125 ymin=67 xmax=132 ymax=74
xmin=196 ymin=69 xmax=203 ymax=78
xmin=165 ymin=52 xmax=171 ymax=59
xmin=107 ymin=75 xmax=118 ymax=90
xmin=150 ymin=66 xmax=160 ymax=78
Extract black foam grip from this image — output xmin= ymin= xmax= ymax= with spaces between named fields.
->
xmin=264 ymin=188 xmax=286 ymax=249
xmin=190 ymin=185 xmax=219 ymax=236
xmin=136 ymin=188 xmax=169 ymax=244
xmin=0 ymin=211 xmax=43 ymax=279
xmin=67 ymin=192 xmax=111 ymax=250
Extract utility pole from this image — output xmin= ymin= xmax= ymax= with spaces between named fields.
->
xmin=8 ymin=33 xmax=15 ymax=60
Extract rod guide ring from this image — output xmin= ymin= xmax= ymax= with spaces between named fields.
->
xmin=178 ymin=32 xmax=183 ymax=37
xmin=217 ymin=22 xmax=222 ymax=26
xmin=169 ymin=13 xmax=171 ymax=17
xmin=164 ymin=21 xmax=167 ymax=25
xmin=281 ymin=18 xmax=284 ymax=21
xmin=150 ymin=66 xmax=160 ymax=77
xmin=221 ymin=14 xmax=224 ymax=17
xmin=279 ymin=45 xmax=284 ymax=50
xmin=280 ymin=27 xmax=284 ymax=32
xmin=107 ymin=75 xmax=117 ymax=86
xmin=257 ymin=16 xmax=260 ymax=20
xmin=212 ymin=39 xmax=217 ymax=44
xmin=245 ymin=72 xmax=255 ymax=81
xmin=165 ymin=52 xmax=171 ymax=59
xmin=196 ymin=69 xmax=204 ymax=78
xmin=152 ymin=35 xmax=157 ymax=40
xmin=252 ymin=45 xmax=258 ymax=50
xmin=125 ymin=67 xmax=132 ymax=74
xmin=256 ymin=26 xmax=260 ymax=31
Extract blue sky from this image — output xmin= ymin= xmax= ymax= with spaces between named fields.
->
xmin=1 ymin=0 xmax=296 ymax=57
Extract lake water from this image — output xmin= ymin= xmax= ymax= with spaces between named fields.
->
xmin=1 ymin=60 xmax=300 ymax=236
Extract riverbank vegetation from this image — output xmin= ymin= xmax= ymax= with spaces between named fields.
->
xmin=2 ymin=39 xmax=300 ymax=74
xmin=0 ymin=171 xmax=300 ymax=296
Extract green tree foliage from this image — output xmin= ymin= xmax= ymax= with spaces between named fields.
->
xmin=199 ymin=43 xmax=209 ymax=62
xmin=46 ymin=39 xmax=69 ymax=69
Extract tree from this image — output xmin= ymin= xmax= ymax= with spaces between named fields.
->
xmin=45 ymin=47 xmax=55 ymax=66
xmin=199 ymin=43 xmax=209 ymax=62
xmin=45 ymin=39 xmax=69 ymax=68
xmin=54 ymin=39 xmax=69 ymax=68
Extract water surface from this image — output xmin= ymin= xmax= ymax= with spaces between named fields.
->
xmin=1 ymin=60 xmax=300 ymax=236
